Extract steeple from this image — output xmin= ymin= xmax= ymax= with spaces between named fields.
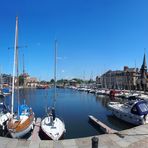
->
xmin=141 ymin=53 xmax=147 ymax=70
xmin=141 ymin=53 xmax=147 ymax=79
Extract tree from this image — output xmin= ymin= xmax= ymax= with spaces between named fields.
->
xmin=72 ymin=78 xmax=84 ymax=84
xmin=50 ymin=79 xmax=55 ymax=84
xmin=19 ymin=75 xmax=24 ymax=86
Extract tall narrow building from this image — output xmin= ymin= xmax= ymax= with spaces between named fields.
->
xmin=140 ymin=53 xmax=147 ymax=91
xmin=141 ymin=53 xmax=147 ymax=79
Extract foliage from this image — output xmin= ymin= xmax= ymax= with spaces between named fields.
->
xmin=57 ymin=79 xmax=68 ymax=84
xmin=19 ymin=75 xmax=24 ymax=86
xmin=50 ymin=79 xmax=55 ymax=84
xmin=49 ymin=78 xmax=95 ymax=85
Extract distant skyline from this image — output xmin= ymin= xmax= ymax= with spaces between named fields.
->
xmin=0 ymin=0 xmax=148 ymax=80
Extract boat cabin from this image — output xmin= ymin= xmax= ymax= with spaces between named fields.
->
xmin=131 ymin=101 xmax=148 ymax=116
xmin=19 ymin=104 xmax=30 ymax=116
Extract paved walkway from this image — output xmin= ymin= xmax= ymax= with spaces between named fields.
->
xmin=1 ymin=123 xmax=148 ymax=148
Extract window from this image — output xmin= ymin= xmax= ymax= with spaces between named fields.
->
xmin=138 ymin=103 xmax=148 ymax=113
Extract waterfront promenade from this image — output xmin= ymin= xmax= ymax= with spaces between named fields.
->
xmin=1 ymin=123 xmax=148 ymax=148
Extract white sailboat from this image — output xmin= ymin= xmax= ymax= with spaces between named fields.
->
xmin=7 ymin=16 xmax=35 ymax=138
xmin=41 ymin=40 xmax=66 ymax=140
xmin=107 ymin=100 xmax=148 ymax=125
xmin=0 ymin=94 xmax=10 ymax=130
xmin=0 ymin=50 xmax=10 ymax=131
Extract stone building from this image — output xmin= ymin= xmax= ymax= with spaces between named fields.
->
xmin=96 ymin=53 xmax=148 ymax=91
xmin=96 ymin=76 xmax=102 ymax=88
xmin=0 ymin=74 xmax=12 ymax=86
xmin=24 ymin=77 xmax=38 ymax=88
xmin=96 ymin=66 xmax=138 ymax=90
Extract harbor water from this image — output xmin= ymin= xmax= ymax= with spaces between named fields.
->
xmin=3 ymin=88 xmax=134 ymax=139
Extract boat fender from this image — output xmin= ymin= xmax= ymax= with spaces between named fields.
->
xmin=2 ymin=125 xmax=5 ymax=130
xmin=33 ymin=118 xmax=35 ymax=125
xmin=31 ymin=124 xmax=34 ymax=130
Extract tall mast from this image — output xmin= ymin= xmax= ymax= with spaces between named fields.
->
xmin=23 ymin=53 xmax=25 ymax=74
xmin=53 ymin=40 xmax=57 ymax=108
xmin=0 ymin=65 xmax=3 ymax=89
xmin=11 ymin=16 xmax=18 ymax=114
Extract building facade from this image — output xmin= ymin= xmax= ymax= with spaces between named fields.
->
xmin=97 ymin=67 xmax=138 ymax=90
xmin=0 ymin=74 xmax=12 ymax=86
xmin=24 ymin=77 xmax=38 ymax=87
xmin=96 ymin=54 xmax=148 ymax=91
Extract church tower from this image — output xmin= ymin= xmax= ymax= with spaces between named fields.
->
xmin=140 ymin=53 xmax=147 ymax=91
xmin=140 ymin=53 xmax=147 ymax=79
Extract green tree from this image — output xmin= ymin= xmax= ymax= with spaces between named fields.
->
xmin=19 ymin=75 xmax=24 ymax=86
xmin=50 ymin=79 xmax=55 ymax=84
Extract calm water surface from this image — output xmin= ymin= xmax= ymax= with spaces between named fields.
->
xmin=4 ymin=88 xmax=134 ymax=139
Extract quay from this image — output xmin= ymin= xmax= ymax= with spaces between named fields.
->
xmin=88 ymin=115 xmax=118 ymax=134
xmin=1 ymin=123 xmax=148 ymax=147
xmin=28 ymin=118 xmax=41 ymax=141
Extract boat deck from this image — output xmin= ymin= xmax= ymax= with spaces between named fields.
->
xmin=109 ymin=103 xmax=132 ymax=114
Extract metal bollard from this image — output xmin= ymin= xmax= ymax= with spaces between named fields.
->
xmin=92 ymin=136 xmax=98 ymax=148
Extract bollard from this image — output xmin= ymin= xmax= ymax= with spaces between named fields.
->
xmin=92 ymin=136 xmax=98 ymax=148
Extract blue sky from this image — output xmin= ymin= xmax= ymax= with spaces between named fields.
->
xmin=0 ymin=0 xmax=148 ymax=80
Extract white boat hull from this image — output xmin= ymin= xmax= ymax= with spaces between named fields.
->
xmin=108 ymin=102 xmax=148 ymax=125
xmin=41 ymin=117 xmax=65 ymax=140
xmin=110 ymin=108 xmax=143 ymax=125
xmin=0 ymin=112 xmax=10 ymax=128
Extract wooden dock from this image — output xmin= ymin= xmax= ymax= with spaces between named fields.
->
xmin=28 ymin=117 xmax=41 ymax=141
xmin=88 ymin=115 xmax=118 ymax=134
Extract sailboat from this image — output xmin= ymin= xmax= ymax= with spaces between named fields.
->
xmin=0 ymin=67 xmax=11 ymax=96
xmin=0 ymin=48 xmax=11 ymax=131
xmin=40 ymin=40 xmax=66 ymax=140
xmin=0 ymin=94 xmax=10 ymax=130
xmin=7 ymin=16 xmax=35 ymax=138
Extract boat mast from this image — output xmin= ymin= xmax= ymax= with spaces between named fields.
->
xmin=53 ymin=40 xmax=57 ymax=109
xmin=22 ymin=53 xmax=25 ymax=89
xmin=11 ymin=16 xmax=18 ymax=114
xmin=16 ymin=19 xmax=20 ymax=117
xmin=23 ymin=53 xmax=25 ymax=75
xmin=0 ymin=65 xmax=3 ymax=89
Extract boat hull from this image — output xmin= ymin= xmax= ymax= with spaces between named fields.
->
xmin=40 ymin=127 xmax=64 ymax=140
xmin=7 ymin=113 xmax=35 ymax=138
xmin=111 ymin=110 xmax=143 ymax=125
xmin=9 ymin=122 xmax=33 ymax=138
xmin=0 ymin=113 xmax=10 ymax=128
xmin=41 ymin=117 xmax=65 ymax=140
xmin=108 ymin=103 xmax=145 ymax=125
